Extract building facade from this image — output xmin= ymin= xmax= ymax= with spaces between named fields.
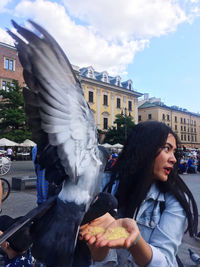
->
xmin=0 ymin=42 xmax=143 ymax=131
xmin=138 ymin=101 xmax=200 ymax=149
xmin=0 ymin=42 xmax=24 ymax=91
xmin=75 ymin=66 xmax=143 ymax=131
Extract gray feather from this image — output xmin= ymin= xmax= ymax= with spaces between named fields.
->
xmin=9 ymin=20 xmax=103 ymax=188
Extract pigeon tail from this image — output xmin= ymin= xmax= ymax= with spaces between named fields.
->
xmin=31 ymin=198 xmax=85 ymax=267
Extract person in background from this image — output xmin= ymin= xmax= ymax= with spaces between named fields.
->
xmin=80 ymin=121 xmax=198 ymax=267
xmin=187 ymin=155 xmax=198 ymax=173
xmin=110 ymin=153 xmax=118 ymax=169
xmin=102 ymin=153 xmax=119 ymax=192
xmin=179 ymin=156 xmax=187 ymax=174
xmin=6 ymin=148 xmax=13 ymax=160
xmin=32 ymin=146 xmax=48 ymax=205
xmin=105 ymin=154 xmax=113 ymax=171
xmin=0 ymin=215 xmax=33 ymax=267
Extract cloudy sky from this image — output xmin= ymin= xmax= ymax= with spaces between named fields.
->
xmin=1 ymin=0 xmax=200 ymax=113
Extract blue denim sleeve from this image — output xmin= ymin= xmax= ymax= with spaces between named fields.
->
xmin=147 ymin=193 xmax=186 ymax=267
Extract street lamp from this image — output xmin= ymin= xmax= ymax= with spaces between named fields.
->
xmin=121 ymin=107 xmax=131 ymax=140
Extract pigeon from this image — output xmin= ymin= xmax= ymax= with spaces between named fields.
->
xmin=188 ymin=248 xmax=200 ymax=265
xmin=7 ymin=20 xmax=110 ymax=267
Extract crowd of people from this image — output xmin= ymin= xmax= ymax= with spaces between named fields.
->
xmin=0 ymin=121 xmax=199 ymax=267
xmin=179 ymin=153 xmax=200 ymax=174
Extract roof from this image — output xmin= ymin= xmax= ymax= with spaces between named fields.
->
xmin=139 ymin=101 xmax=200 ymax=117
xmin=79 ymin=66 xmax=143 ymax=97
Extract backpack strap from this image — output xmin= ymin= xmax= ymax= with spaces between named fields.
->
xmin=159 ymin=201 xmax=165 ymax=214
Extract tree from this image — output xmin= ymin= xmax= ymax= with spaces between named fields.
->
xmin=104 ymin=113 xmax=135 ymax=145
xmin=0 ymin=80 xmax=31 ymax=143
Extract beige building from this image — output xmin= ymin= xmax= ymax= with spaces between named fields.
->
xmin=138 ymin=100 xmax=200 ymax=149
xmin=76 ymin=66 xmax=143 ymax=131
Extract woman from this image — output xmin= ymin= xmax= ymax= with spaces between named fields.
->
xmin=80 ymin=121 xmax=198 ymax=267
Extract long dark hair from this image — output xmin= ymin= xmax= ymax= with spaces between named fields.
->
xmin=109 ymin=121 xmax=198 ymax=236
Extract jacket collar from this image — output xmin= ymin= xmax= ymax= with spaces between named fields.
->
xmin=146 ymin=183 xmax=165 ymax=202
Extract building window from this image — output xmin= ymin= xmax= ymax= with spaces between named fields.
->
xmin=102 ymin=73 xmax=108 ymax=83
xmin=167 ymin=114 xmax=170 ymax=121
xmin=2 ymin=81 xmax=7 ymax=91
xmin=184 ymin=135 xmax=186 ymax=141
xmin=194 ymin=128 xmax=196 ymax=133
xmin=88 ymin=91 xmax=94 ymax=103
xmin=175 ymin=125 xmax=177 ymax=131
xmin=184 ymin=126 xmax=186 ymax=131
xmin=191 ymin=128 xmax=193 ymax=133
xmin=138 ymin=115 xmax=141 ymax=121
xmin=188 ymin=135 xmax=190 ymax=141
xmin=103 ymin=118 xmax=108 ymax=130
xmin=181 ymin=135 xmax=183 ymax=141
xmin=180 ymin=117 xmax=183 ymax=123
xmin=181 ymin=126 xmax=183 ymax=131
xmin=191 ymin=135 xmax=194 ymax=142
xmin=103 ymin=94 xmax=108 ymax=106
xmin=116 ymin=98 xmax=121 ymax=109
xmin=195 ymin=135 xmax=197 ymax=142
xmin=2 ymin=80 xmax=14 ymax=92
xmin=4 ymin=58 xmax=15 ymax=71
xmin=184 ymin=118 xmax=186 ymax=124
xmin=175 ymin=116 xmax=177 ymax=123
xmin=128 ymin=101 xmax=132 ymax=111
xmin=88 ymin=69 xmax=94 ymax=78
xmin=162 ymin=114 xmax=165 ymax=120
xmin=148 ymin=114 xmax=152 ymax=120
xmin=194 ymin=120 xmax=196 ymax=126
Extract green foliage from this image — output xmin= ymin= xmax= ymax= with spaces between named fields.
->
xmin=104 ymin=113 xmax=135 ymax=145
xmin=0 ymin=80 xmax=31 ymax=143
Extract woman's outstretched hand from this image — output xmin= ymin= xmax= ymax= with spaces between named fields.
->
xmin=80 ymin=214 xmax=140 ymax=250
xmin=95 ymin=218 xmax=140 ymax=250
xmin=79 ymin=212 xmax=115 ymax=245
xmin=79 ymin=212 xmax=116 ymax=261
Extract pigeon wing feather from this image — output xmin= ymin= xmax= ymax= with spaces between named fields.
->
xmin=9 ymin=21 xmax=100 ymax=184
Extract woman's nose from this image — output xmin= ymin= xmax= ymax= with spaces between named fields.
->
xmin=169 ymin=153 xmax=177 ymax=164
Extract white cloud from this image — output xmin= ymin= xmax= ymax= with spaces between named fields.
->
xmin=0 ymin=28 xmax=14 ymax=45
xmin=2 ymin=0 xmax=199 ymax=76
xmin=62 ymin=0 xmax=187 ymax=40
xmin=12 ymin=0 xmax=149 ymax=75
xmin=0 ymin=0 xmax=12 ymax=12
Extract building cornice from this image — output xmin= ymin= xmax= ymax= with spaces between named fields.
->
xmin=79 ymin=76 xmax=143 ymax=98
xmin=139 ymin=103 xmax=200 ymax=118
xmin=0 ymin=42 xmax=16 ymax=51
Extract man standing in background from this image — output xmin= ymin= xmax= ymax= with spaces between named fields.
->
xmin=32 ymin=146 xmax=49 ymax=205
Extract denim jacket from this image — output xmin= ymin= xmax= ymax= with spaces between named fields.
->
xmin=93 ymin=183 xmax=186 ymax=267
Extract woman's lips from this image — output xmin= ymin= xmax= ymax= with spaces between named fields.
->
xmin=164 ymin=168 xmax=171 ymax=175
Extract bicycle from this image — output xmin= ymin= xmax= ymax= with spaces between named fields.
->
xmin=0 ymin=152 xmax=11 ymax=176
xmin=0 ymin=177 xmax=11 ymax=202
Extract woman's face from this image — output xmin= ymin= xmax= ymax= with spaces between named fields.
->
xmin=153 ymin=133 xmax=177 ymax=182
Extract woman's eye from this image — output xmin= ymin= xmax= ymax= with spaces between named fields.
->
xmin=163 ymin=146 xmax=170 ymax=152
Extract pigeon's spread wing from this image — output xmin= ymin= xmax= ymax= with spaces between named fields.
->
xmin=8 ymin=20 xmax=99 ymax=183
